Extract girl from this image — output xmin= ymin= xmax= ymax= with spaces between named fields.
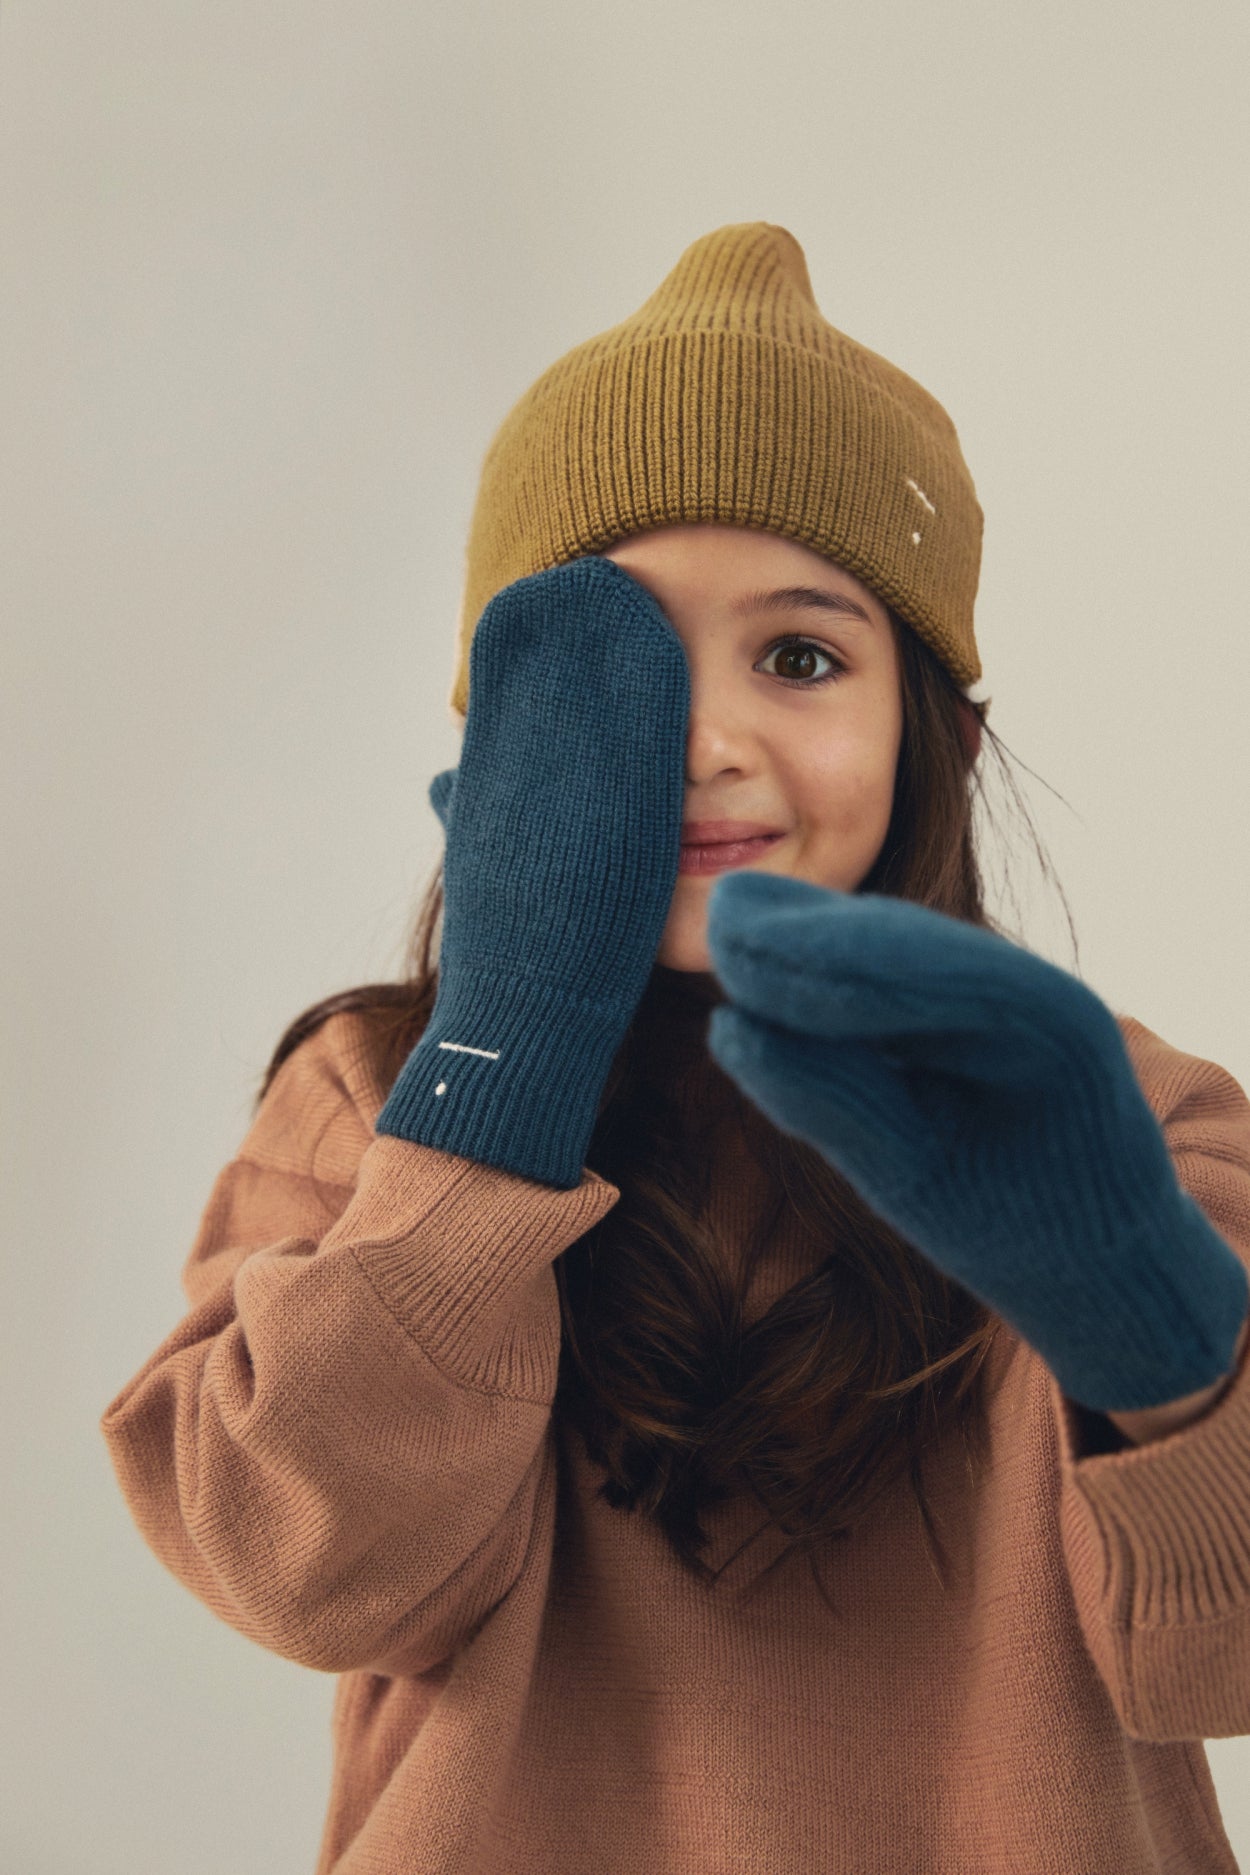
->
xmin=101 ymin=222 xmax=1250 ymax=1874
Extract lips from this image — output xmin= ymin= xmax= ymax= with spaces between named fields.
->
xmin=677 ymin=831 xmax=784 ymax=876
xmin=681 ymin=821 xmax=782 ymax=844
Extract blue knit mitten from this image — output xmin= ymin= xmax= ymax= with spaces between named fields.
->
xmin=704 ymin=870 xmax=1249 ymax=1414
xmin=375 ymin=557 xmax=690 ymax=1190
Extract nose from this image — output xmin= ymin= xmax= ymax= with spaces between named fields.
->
xmin=683 ymin=693 xmax=756 ymax=785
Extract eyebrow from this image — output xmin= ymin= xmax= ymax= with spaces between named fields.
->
xmin=732 ymin=585 xmax=876 ymax=626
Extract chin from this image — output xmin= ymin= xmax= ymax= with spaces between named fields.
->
xmin=657 ymin=943 xmax=713 ymax=973
xmin=656 ymin=905 xmax=713 ymax=973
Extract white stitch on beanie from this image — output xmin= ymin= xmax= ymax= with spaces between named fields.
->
xmin=904 ymin=477 xmax=937 ymax=549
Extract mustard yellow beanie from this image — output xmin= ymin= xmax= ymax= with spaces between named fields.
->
xmin=448 ymin=221 xmax=984 ymax=722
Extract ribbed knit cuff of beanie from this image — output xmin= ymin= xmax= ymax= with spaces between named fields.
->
xmin=443 ymin=220 xmax=989 ymax=733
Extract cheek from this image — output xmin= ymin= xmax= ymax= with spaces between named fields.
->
xmin=787 ymin=739 xmax=892 ymax=829
xmin=783 ymin=745 xmax=896 ymax=895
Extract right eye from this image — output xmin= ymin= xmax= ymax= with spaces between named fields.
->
xmin=756 ymin=635 xmax=848 ymax=688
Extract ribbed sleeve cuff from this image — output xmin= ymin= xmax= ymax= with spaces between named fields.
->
xmin=1053 ymin=1320 xmax=1250 ymax=1617
xmin=321 ymin=1134 xmax=620 ymax=1397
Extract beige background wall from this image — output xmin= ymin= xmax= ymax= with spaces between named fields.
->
xmin=3 ymin=1 xmax=1248 ymax=1868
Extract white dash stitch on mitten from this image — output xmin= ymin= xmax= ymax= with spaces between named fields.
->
xmin=434 ymin=1039 xmax=502 ymax=1097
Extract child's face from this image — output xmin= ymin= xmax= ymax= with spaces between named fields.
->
xmin=600 ymin=523 xmax=904 ymax=974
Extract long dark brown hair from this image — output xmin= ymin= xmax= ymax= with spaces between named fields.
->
xmin=255 ymin=606 xmax=1076 ymax=1614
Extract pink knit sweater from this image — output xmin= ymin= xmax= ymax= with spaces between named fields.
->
xmin=100 ymin=1005 xmax=1250 ymax=1873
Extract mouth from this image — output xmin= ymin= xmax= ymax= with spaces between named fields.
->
xmin=677 ymin=832 xmax=785 ymax=876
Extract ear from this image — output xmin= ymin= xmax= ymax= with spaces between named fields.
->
xmin=428 ymin=766 xmax=457 ymax=831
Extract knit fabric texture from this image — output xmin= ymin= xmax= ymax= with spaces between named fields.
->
xmin=375 ymin=557 xmax=689 ymax=1190
xmin=448 ymin=221 xmax=985 ymax=721
xmin=100 ymin=1004 xmax=1250 ymax=1873
xmin=703 ymin=868 xmax=1250 ymax=1413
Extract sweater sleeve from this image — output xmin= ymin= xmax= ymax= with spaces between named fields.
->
xmin=98 ymin=1011 xmax=620 ymax=1678
xmin=1049 ymin=1015 xmax=1250 ymax=1742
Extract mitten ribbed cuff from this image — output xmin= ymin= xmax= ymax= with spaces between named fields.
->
xmin=374 ymin=966 xmax=626 ymax=1191
xmin=1036 ymin=1188 xmax=1250 ymax=1415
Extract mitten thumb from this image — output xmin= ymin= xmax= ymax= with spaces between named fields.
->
xmin=429 ymin=766 xmax=457 ymax=833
